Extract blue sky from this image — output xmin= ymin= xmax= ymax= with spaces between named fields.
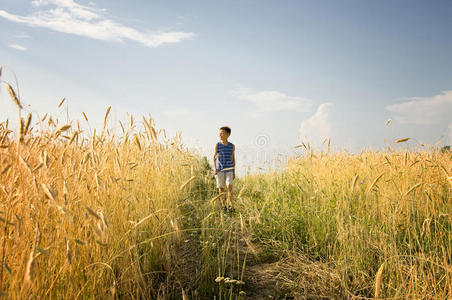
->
xmin=1 ymin=0 xmax=451 ymax=174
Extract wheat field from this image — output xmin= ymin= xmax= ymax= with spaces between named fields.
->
xmin=234 ymin=148 xmax=452 ymax=298
xmin=0 ymin=94 xmax=209 ymax=298
xmin=1 ymin=78 xmax=451 ymax=299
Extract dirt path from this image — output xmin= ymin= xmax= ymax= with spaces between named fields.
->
xmin=173 ymin=180 xmax=346 ymax=299
xmin=175 ymin=192 xmax=288 ymax=299
xmin=216 ymin=213 xmax=289 ymax=300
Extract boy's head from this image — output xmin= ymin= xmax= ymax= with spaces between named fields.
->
xmin=219 ymin=126 xmax=231 ymax=140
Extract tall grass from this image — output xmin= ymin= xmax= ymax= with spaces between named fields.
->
xmin=234 ymin=149 xmax=452 ymax=298
xmin=0 ymin=104 xmax=209 ymax=298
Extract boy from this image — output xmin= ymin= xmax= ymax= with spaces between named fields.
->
xmin=213 ymin=126 xmax=235 ymax=212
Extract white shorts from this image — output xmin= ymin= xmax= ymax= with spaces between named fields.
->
xmin=216 ymin=171 xmax=233 ymax=188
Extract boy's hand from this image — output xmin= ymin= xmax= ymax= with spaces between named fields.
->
xmin=214 ymin=169 xmax=218 ymax=175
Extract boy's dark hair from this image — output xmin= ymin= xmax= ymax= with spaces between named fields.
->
xmin=220 ymin=126 xmax=231 ymax=134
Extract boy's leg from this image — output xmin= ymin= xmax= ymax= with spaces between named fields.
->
xmin=216 ymin=172 xmax=226 ymax=208
xmin=219 ymin=187 xmax=226 ymax=207
xmin=226 ymin=172 xmax=234 ymax=209
xmin=227 ymin=184 xmax=233 ymax=209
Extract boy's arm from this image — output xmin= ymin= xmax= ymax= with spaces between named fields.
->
xmin=213 ymin=143 xmax=218 ymax=174
xmin=232 ymin=144 xmax=236 ymax=178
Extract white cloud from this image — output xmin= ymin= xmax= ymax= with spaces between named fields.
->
xmin=299 ymin=103 xmax=334 ymax=145
xmin=8 ymin=44 xmax=27 ymax=51
xmin=385 ymin=90 xmax=452 ymax=125
xmin=0 ymin=0 xmax=194 ymax=47
xmin=233 ymin=88 xmax=313 ymax=113
xmin=15 ymin=34 xmax=32 ymax=38
xmin=163 ymin=109 xmax=191 ymax=116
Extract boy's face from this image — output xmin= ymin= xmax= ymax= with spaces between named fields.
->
xmin=219 ymin=129 xmax=230 ymax=140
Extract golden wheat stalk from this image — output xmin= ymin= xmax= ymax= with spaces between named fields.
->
xmin=3 ymin=262 xmax=11 ymax=275
xmin=85 ymin=206 xmax=101 ymax=220
xmin=54 ymin=124 xmax=71 ymax=137
xmin=210 ymin=192 xmax=225 ymax=204
xmin=41 ymin=184 xmax=56 ymax=201
xmin=374 ymin=262 xmax=385 ymax=298
xmin=97 ymin=209 xmax=108 ymax=229
xmin=119 ymin=120 xmax=125 ymax=134
xmin=150 ymin=126 xmax=157 ymax=140
xmin=366 ymin=173 xmax=384 ymax=194
xmin=95 ymin=240 xmax=108 ymax=247
xmin=1 ymin=164 xmax=12 ymax=175
xmin=47 ymin=116 xmax=55 ymax=127
xmin=23 ymin=113 xmax=32 ymax=136
xmin=134 ymin=135 xmax=141 ymax=151
xmin=32 ymin=162 xmax=43 ymax=173
xmin=94 ymin=172 xmax=100 ymax=187
xmin=68 ymin=130 xmax=79 ymax=145
xmin=35 ymin=246 xmax=49 ymax=256
xmin=405 ymin=182 xmax=422 ymax=195
xmin=103 ymin=106 xmax=111 ymax=130
xmin=18 ymin=117 xmax=24 ymax=142
xmin=82 ymin=112 xmax=88 ymax=122
xmin=58 ymin=97 xmax=66 ymax=108
xmin=395 ymin=138 xmax=410 ymax=143
xmin=350 ymin=174 xmax=359 ymax=194
xmin=40 ymin=113 xmax=48 ymax=122
xmin=19 ymin=155 xmax=32 ymax=174
xmin=237 ymin=186 xmax=245 ymax=199
xmin=5 ymin=83 xmax=23 ymax=109
xmin=74 ymin=239 xmax=86 ymax=245
xmin=41 ymin=151 xmax=49 ymax=169
xmin=66 ymin=240 xmax=72 ymax=265
xmin=142 ymin=116 xmax=156 ymax=141
xmin=439 ymin=165 xmax=452 ymax=187
xmin=180 ymin=176 xmax=196 ymax=190
xmin=23 ymin=250 xmax=36 ymax=288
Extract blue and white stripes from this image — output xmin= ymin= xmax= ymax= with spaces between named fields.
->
xmin=216 ymin=142 xmax=234 ymax=172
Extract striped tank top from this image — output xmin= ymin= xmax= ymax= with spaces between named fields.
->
xmin=216 ymin=142 xmax=234 ymax=172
